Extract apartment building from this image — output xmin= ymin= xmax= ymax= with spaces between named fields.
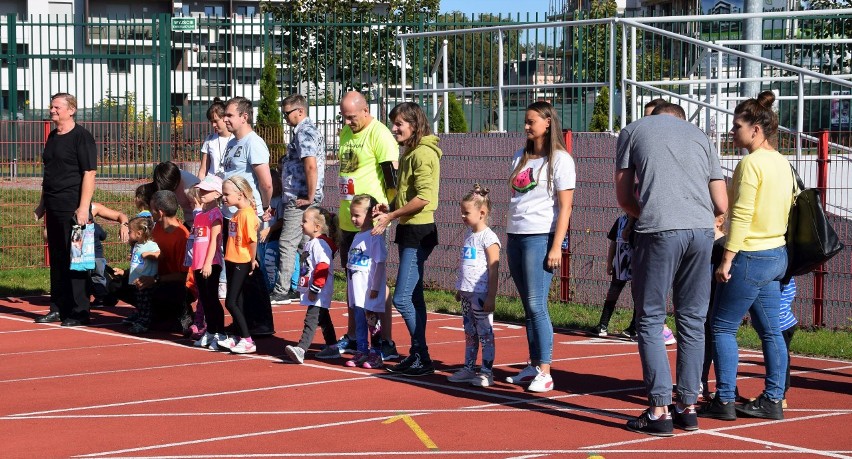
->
xmin=0 ymin=0 xmax=284 ymax=114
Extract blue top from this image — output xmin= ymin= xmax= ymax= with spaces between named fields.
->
xmin=779 ymin=278 xmax=798 ymax=331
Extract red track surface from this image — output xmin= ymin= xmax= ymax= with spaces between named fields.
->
xmin=1 ymin=295 xmax=851 ymax=459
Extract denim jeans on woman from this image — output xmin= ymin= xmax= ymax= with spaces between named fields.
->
xmin=712 ymin=245 xmax=787 ymax=402
xmin=393 ymin=244 xmax=435 ymax=358
xmin=506 ymin=233 xmax=555 ymax=365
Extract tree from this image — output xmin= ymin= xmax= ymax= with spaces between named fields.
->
xmin=589 ymin=87 xmax=614 ymax=132
xmin=439 ymin=12 xmax=523 ymax=95
xmin=262 ymin=0 xmax=440 ymax=96
xmin=438 ymin=93 xmax=468 ymax=133
xmin=256 ymin=49 xmax=285 ymax=159
xmin=572 ymin=0 xmax=619 ymax=84
xmin=799 ymin=0 xmax=852 ymax=74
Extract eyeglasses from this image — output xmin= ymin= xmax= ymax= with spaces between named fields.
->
xmin=283 ymin=107 xmax=300 ymax=117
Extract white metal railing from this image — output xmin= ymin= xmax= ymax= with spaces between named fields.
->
xmin=397 ymin=9 xmax=852 ymax=153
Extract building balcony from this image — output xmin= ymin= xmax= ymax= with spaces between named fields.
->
xmin=86 ymin=18 xmax=156 ymax=47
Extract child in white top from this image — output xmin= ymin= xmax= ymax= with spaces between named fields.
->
xmin=345 ymin=194 xmax=388 ymax=369
xmin=284 ymin=207 xmax=340 ymax=364
xmin=447 ymin=184 xmax=501 ymax=387
xmin=198 ymin=98 xmax=233 ymax=180
xmin=114 ymin=217 xmax=159 ymax=334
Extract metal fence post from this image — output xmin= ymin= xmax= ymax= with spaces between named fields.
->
xmin=6 ymin=14 xmax=18 ymax=177
xmin=157 ymin=14 xmax=172 ymax=162
xmin=813 ymin=129 xmax=830 ymax=326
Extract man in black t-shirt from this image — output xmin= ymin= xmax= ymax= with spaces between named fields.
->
xmin=34 ymin=93 xmax=97 ymax=326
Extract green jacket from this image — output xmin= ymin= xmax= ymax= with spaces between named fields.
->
xmin=395 ymin=134 xmax=442 ymax=225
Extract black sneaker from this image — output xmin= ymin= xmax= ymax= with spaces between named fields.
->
xmin=381 ymin=339 xmax=400 ymax=360
xmin=625 ymin=409 xmax=674 ymax=437
xmin=620 ymin=328 xmax=637 ymax=341
xmin=397 ymin=353 xmax=435 ymax=377
xmin=270 ymin=292 xmax=292 ymax=305
xmin=593 ymin=324 xmax=608 ymax=337
xmin=286 ymin=289 xmax=301 ymax=302
xmin=669 ymin=404 xmax=698 ymax=431
xmin=697 ymin=395 xmax=737 ymax=421
xmin=735 ymin=393 xmax=783 ymax=420
xmin=387 ymin=354 xmax=417 ymax=373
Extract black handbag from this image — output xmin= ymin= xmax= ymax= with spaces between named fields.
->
xmin=785 ymin=164 xmax=844 ymax=281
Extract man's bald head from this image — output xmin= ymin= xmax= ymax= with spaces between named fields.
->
xmin=339 ymin=91 xmax=372 ymax=133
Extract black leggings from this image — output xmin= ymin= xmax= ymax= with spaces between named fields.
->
xmin=195 ymin=265 xmax=224 ymax=334
xmin=225 ymin=260 xmax=251 ymax=338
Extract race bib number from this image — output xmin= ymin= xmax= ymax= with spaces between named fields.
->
xmin=461 ymin=246 xmax=477 ymax=264
xmin=348 ymin=248 xmax=370 ymax=269
xmin=195 ymin=226 xmax=209 ymax=242
xmin=339 ymin=176 xmax=356 ymax=201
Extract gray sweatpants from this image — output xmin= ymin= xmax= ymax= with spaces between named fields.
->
xmin=272 ymin=204 xmax=307 ymax=295
xmin=631 ymin=228 xmax=713 ymax=407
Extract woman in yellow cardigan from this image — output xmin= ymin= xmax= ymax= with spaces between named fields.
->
xmin=699 ymin=91 xmax=793 ymax=422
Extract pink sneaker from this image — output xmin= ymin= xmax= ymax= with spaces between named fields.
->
xmin=345 ymin=351 xmax=368 ymax=367
xmin=362 ymin=351 xmax=383 ymax=369
xmin=663 ymin=325 xmax=677 ymax=346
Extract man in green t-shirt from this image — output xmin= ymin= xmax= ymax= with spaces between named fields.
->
xmin=333 ymin=91 xmax=400 ymax=361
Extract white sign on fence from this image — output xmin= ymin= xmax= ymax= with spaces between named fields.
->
xmin=171 ymin=17 xmax=197 ymax=32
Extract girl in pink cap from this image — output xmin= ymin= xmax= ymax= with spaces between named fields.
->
xmin=191 ymin=175 xmax=226 ymax=350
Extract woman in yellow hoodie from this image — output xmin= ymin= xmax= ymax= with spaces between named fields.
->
xmin=372 ymin=102 xmax=442 ymax=377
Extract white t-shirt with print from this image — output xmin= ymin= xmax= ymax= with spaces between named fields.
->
xmin=200 ymin=132 xmax=233 ymax=178
xmin=297 ymin=237 xmax=335 ymax=308
xmin=456 ymin=227 xmax=501 ymax=293
xmin=129 ymin=240 xmax=160 ymax=284
xmin=507 ymin=150 xmax=576 ymax=234
xmin=347 ymin=230 xmax=388 ymax=312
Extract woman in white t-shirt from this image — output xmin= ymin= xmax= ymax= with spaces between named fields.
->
xmin=504 ymin=101 xmax=576 ymax=394
xmin=198 ymin=98 xmax=233 ymax=180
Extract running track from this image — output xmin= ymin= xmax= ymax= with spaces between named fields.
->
xmin=1 ymin=295 xmax=851 ymax=459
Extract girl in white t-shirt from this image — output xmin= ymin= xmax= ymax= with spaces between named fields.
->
xmin=284 ymin=207 xmax=340 ymax=364
xmin=114 ymin=217 xmax=160 ymax=334
xmin=198 ymin=98 xmax=233 ymax=180
xmin=447 ymin=184 xmax=501 ymax=388
xmin=345 ymin=194 xmax=388 ymax=369
xmin=504 ymin=101 xmax=576 ymax=394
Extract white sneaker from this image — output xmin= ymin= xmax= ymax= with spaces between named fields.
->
xmin=447 ymin=367 xmax=478 ymax=383
xmin=231 ymin=338 xmax=256 ymax=354
xmin=285 ymin=345 xmax=305 ymax=364
xmin=527 ymin=368 xmax=554 ymax=393
xmin=218 ymin=282 xmax=227 ymax=300
xmin=217 ymin=335 xmax=236 ymax=350
xmin=505 ymin=364 xmax=538 ymax=385
xmin=470 ymin=372 xmax=494 ymax=387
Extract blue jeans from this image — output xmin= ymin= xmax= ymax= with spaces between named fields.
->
xmin=393 ymin=244 xmax=435 ymax=357
xmin=507 ymin=233 xmax=555 ymax=366
xmin=632 ymin=229 xmax=713 ymax=406
xmin=712 ymin=245 xmax=788 ymax=402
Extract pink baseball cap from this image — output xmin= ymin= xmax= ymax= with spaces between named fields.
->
xmin=194 ymin=175 xmax=222 ymax=194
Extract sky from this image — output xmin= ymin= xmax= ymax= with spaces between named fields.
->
xmin=439 ymin=0 xmax=554 ymax=18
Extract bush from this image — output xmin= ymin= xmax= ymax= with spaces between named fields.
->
xmin=438 ymin=93 xmax=468 ymax=133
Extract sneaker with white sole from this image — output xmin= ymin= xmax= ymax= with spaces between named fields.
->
xmin=505 ymin=364 xmax=538 ymax=385
xmin=316 ymin=345 xmax=342 ymax=359
xmin=663 ymin=325 xmax=677 ymax=346
xmin=335 ymin=335 xmax=356 ymax=355
xmin=527 ymin=368 xmax=554 ymax=393
xmin=218 ymin=282 xmax=227 ymax=300
xmin=471 ymin=372 xmax=494 ymax=387
xmin=381 ymin=340 xmax=399 ymax=361
xmin=284 ymin=345 xmax=305 ymax=364
xmin=217 ymin=335 xmax=236 ymax=350
xmin=231 ymin=338 xmax=256 ymax=354
xmin=448 ymin=367 xmax=478 ymax=383
xmin=270 ymin=292 xmax=292 ymax=305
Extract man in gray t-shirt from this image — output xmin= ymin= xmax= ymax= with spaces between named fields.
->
xmin=615 ymin=104 xmax=727 ymax=436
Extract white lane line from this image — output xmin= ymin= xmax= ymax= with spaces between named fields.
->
xmin=8 ymin=375 xmax=375 ymax=417
xmin=581 ymin=411 xmax=852 ymax=453
xmin=0 ymin=342 xmax=149 ymax=357
xmin=0 ymin=358 xmax=239 ymax=384
xmin=74 ymin=413 xmax=415 ymax=458
xmin=704 ymin=425 xmax=852 ymax=459
xmin=6 ymin=408 xmax=850 ymax=421
xmin=0 ymin=327 xmax=63 ymax=334
xmin=69 ymin=449 xmax=852 ymax=458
